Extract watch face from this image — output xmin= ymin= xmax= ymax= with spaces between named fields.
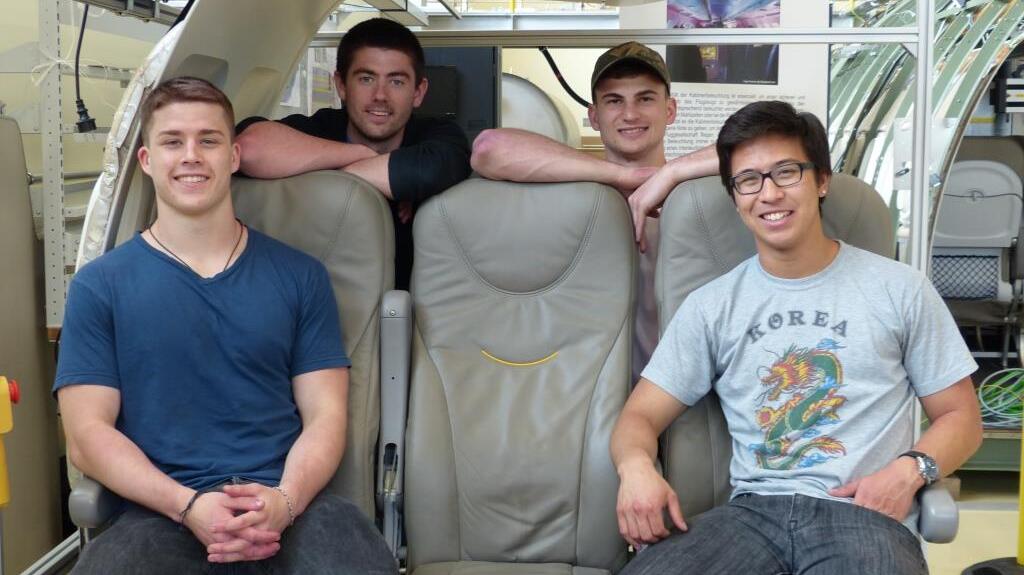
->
xmin=902 ymin=450 xmax=939 ymax=484
xmin=919 ymin=455 xmax=939 ymax=484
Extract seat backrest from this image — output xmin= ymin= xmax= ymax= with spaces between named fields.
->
xmin=656 ymin=173 xmax=894 ymax=518
xmin=932 ymin=160 xmax=1022 ymax=302
xmin=954 ymin=136 xmax=1024 ymax=177
xmin=232 ymin=170 xmax=394 ymax=518
xmin=404 ymin=180 xmax=634 ymax=572
xmin=934 ymin=160 xmax=1022 ymax=249
xmin=1 ymin=117 xmax=64 ymax=571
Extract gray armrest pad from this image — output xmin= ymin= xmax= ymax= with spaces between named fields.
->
xmin=378 ymin=289 xmax=412 ymax=499
xmin=918 ymin=482 xmax=958 ymax=543
xmin=69 ymin=476 xmax=123 ymax=528
xmin=378 ymin=290 xmax=411 ymax=556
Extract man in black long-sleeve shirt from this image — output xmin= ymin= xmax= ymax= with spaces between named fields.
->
xmin=237 ymin=18 xmax=470 ymax=289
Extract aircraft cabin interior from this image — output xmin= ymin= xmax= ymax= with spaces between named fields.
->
xmin=3 ymin=1 xmax=1024 ymax=574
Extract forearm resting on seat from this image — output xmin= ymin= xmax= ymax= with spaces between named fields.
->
xmin=663 ymin=143 xmax=720 ymax=182
xmin=471 ymin=128 xmax=629 ymax=188
xmin=342 ymin=154 xmax=394 ymax=199
xmin=59 ymin=385 xmax=194 ymax=522
xmin=237 ymin=121 xmax=377 ymax=179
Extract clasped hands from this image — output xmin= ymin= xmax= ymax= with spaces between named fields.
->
xmin=182 ymin=483 xmax=294 ymax=563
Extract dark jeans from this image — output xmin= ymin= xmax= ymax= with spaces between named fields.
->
xmin=72 ymin=492 xmax=398 ymax=575
xmin=621 ymin=493 xmax=929 ymax=575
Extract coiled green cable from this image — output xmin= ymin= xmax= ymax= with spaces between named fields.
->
xmin=977 ymin=368 xmax=1024 ymax=429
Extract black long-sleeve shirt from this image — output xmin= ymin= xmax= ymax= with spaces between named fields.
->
xmin=238 ymin=108 xmax=471 ymax=289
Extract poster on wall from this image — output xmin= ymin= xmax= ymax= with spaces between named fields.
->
xmin=664 ymin=0 xmax=829 ymax=159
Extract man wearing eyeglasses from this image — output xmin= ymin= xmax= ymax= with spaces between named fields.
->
xmin=610 ymin=100 xmax=982 ymax=575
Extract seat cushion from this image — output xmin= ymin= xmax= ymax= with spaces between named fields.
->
xmin=412 ymin=562 xmax=610 ymax=575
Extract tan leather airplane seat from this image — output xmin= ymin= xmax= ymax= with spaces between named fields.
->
xmin=655 ymin=173 xmax=893 ymax=519
xmin=404 ymin=180 xmax=635 ymax=574
xmin=233 ymin=170 xmax=394 ymax=518
xmin=654 ymin=174 xmax=957 ymax=543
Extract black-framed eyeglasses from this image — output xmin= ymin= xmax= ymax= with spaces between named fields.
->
xmin=730 ymin=162 xmax=816 ymax=196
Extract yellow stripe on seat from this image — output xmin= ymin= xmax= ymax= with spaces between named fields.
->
xmin=480 ymin=349 xmax=559 ymax=367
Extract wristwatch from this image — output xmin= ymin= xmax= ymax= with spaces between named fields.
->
xmin=900 ymin=450 xmax=939 ymax=486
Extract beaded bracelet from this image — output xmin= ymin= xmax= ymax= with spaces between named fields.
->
xmin=273 ymin=485 xmax=296 ymax=526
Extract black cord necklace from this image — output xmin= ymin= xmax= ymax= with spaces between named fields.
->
xmin=147 ymin=218 xmax=245 ymax=277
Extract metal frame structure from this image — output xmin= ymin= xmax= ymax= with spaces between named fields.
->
xmin=30 ymin=1 xmax=180 ymax=336
xmin=910 ymin=1 xmax=934 ymax=273
xmin=38 ymin=0 xmax=66 ymax=338
xmin=314 ymin=26 xmax=922 ymax=48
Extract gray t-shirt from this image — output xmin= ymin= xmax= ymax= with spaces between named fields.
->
xmin=642 ymin=241 xmax=976 ymax=516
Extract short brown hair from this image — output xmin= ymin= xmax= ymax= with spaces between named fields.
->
xmin=139 ymin=76 xmax=235 ymax=144
xmin=337 ymin=18 xmax=425 ymax=84
xmin=716 ymin=100 xmax=831 ymax=204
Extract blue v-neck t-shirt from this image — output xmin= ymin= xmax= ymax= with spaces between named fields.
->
xmin=55 ymin=229 xmax=350 ymax=489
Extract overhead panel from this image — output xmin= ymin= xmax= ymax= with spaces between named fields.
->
xmin=77 ymin=0 xmax=181 ymax=25
xmin=363 ymin=0 xmax=429 ymax=26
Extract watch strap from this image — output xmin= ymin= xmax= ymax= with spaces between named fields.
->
xmin=899 ymin=450 xmax=939 ymax=485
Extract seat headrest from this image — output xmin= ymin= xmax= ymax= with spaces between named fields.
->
xmin=232 ymin=171 xmax=394 ymax=269
xmin=658 ymin=173 xmax=894 ymax=330
xmin=415 ymin=179 xmax=614 ymax=293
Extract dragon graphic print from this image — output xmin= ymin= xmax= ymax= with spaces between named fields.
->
xmin=749 ymin=338 xmax=848 ymax=470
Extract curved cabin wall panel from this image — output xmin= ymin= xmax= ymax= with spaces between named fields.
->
xmin=830 ymin=0 xmax=1024 ymax=242
xmin=84 ymin=0 xmax=340 ymax=251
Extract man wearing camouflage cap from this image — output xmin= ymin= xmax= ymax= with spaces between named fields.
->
xmin=471 ymin=41 xmax=718 ymax=386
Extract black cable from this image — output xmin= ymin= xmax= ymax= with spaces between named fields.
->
xmin=74 ymin=4 xmax=88 ymax=102
xmin=170 ymin=0 xmax=196 ymax=30
xmin=74 ymin=4 xmax=96 ymax=132
xmin=538 ymin=47 xmax=591 ymax=108
xmin=945 ymin=192 xmax=1023 ymax=201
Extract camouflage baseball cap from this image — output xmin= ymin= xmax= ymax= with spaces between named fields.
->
xmin=591 ymin=42 xmax=671 ymax=91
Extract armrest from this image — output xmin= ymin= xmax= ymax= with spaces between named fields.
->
xmin=376 ymin=290 xmax=411 ymax=557
xmin=69 ymin=475 xmax=123 ymax=528
xmin=918 ymin=481 xmax=958 ymax=543
xmin=1013 ymin=222 xmax=1023 ymax=282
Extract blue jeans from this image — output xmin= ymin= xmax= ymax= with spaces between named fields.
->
xmin=621 ymin=493 xmax=928 ymax=575
xmin=72 ymin=492 xmax=398 ymax=575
